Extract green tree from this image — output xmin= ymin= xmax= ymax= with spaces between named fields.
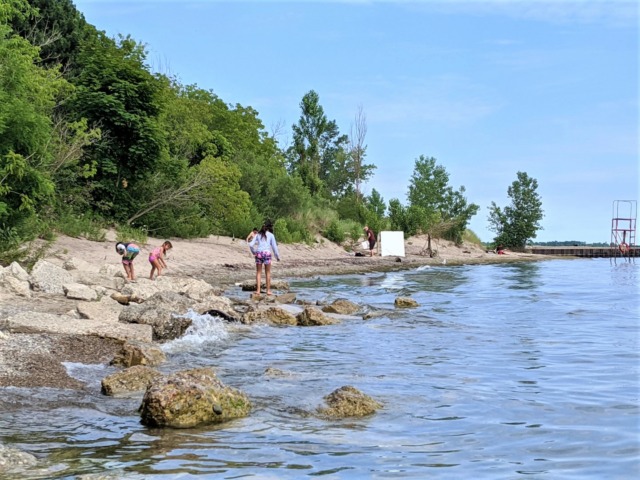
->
xmin=288 ymin=90 xmax=348 ymax=196
xmin=407 ymin=155 xmax=478 ymax=244
xmin=488 ymin=171 xmax=544 ymax=249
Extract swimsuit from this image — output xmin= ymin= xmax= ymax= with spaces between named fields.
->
xmin=255 ymin=251 xmax=272 ymax=265
xmin=149 ymin=246 xmax=163 ymax=263
xmin=122 ymin=243 xmax=140 ymax=265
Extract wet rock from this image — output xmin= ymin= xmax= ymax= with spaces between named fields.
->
xmin=394 ymin=296 xmax=419 ymax=308
xmin=29 ymin=260 xmax=73 ymax=294
xmin=0 ymin=443 xmax=38 ymax=472
xmin=317 ymin=385 xmax=382 ymax=418
xmin=101 ymin=365 xmax=163 ymax=396
xmin=119 ymin=291 xmax=194 ymax=341
xmin=63 ymin=283 xmax=98 ymax=301
xmin=243 ymin=306 xmax=297 ymax=325
xmin=239 ymin=279 xmax=290 ymax=292
xmin=110 ymin=340 xmax=166 ymax=367
xmin=139 ymin=367 xmax=251 ymax=428
xmin=274 ymin=292 xmax=297 ymax=304
xmin=264 ymin=367 xmax=293 ymax=378
xmin=296 ymin=306 xmax=340 ymax=326
xmin=322 ymin=298 xmax=360 ymax=315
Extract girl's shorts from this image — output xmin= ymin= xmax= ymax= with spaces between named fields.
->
xmin=255 ymin=251 xmax=272 ymax=265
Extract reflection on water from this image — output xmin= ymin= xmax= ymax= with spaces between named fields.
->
xmin=0 ymin=259 xmax=638 ymax=479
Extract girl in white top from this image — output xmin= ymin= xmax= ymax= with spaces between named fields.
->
xmin=250 ymin=224 xmax=281 ymax=295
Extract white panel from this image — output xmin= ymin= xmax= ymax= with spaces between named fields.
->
xmin=380 ymin=231 xmax=405 ymax=257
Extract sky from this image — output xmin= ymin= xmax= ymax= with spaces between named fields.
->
xmin=72 ymin=0 xmax=638 ymax=243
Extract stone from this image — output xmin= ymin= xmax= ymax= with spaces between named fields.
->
xmin=274 ymin=292 xmax=297 ymax=304
xmin=243 ymin=306 xmax=297 ymax=325
xmin=110 ymin=341 xmax=166 ymax=367
xmin=317 ymin=385 xmax=382 ymax=418
xmin=296 ymin=306 xmax=340 ymax=326
xmin=0 ymin=443 xmax=38 ymax=472
xmin=139 ymin=367 xmax=251 ymax=428
xmin=5 ymin=312 xmax=152 ymax=342
xmin=0 ymin=275 xmax=31 ymax=297
xmin=77 ymin=296 xmax=123 ymax=322
xmin=7 ymin=262 xmax=29 ymax=281
xmin=29 ymin=260 xmax=74 ymax=294
xmin=119 ymin=293 xmax=193 ymax=341
xmin=71 ymin=271 xmax=125 ymax=291
xmin=394 ymin=296 xmax=419 ymax=308
xmin=62 ymin=257 xmax=95 ymax=271
xmin=63 ymin=283 xmax=98 ymax=301
xmin=101 ymin=365 xmax=163 ymax=396
xmin=322 ymin=298 xmax=360 ymax=315
xmin=239 ymin=279 xmax=289 ymax=292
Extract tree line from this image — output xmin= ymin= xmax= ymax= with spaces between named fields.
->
xmin=0 ymin=0 xmax=544 ymax=263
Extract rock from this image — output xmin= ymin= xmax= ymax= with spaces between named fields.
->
xmin=0 ymin=443 xmax=38 ymax=473
xmin=296 ymin=306 xmax=340 ymax=326
xmin=154 ymin=276 xmax=218 ymax=302
xmin=110 ymin=341 xmax=166 ymax=367
xmin=110 ymin=293 xmax=143 ymax=305
xmin=71 ymin=271 xmax=125 ymax=291
xmin=239 ymin=279 xmax=289 ymax=291
xmin=99 ymin=264 xmax=123 ymax=278
xmin=118 ymin=291 xmax=195 ymax=341
xmin=394 ymin=296 xmax=419 ymax=308
xmin=101 ymin=365 xmax=163 ymax=396
xmin=63 ymin=283 xmax=98 ymax=301
xmin=29 ymin=260 xmax=74 ymax=294
xmin=77 ymin=296 xmax=123 ymax=323
xmin=274 ymin=292 xmax=297 ymax=304
xmin=317 ymin=385 xmax=382 ymax=418
xmin=62 ymin=256 xmax=95 ymax=271
xmin=5 ymin=312 xmax=153 ymax=342
xmin=120 ymin=281 xmax=161 ymax=301
xmin=139 ymin=367 xmax=251 ymax=428
xmin=0 ymin=331 xmax=8 ymax=340
xmin=0 ymin=274 xmax=31 ymax=297
xmin=243 ymin=306 xmax=297 ymax=325
xmin=322 ymin=298 xmax=360 ymax=315
xmin=7 ymin=262 xmax=29 ymax=281
xmin=264 ymin=367 xmax=293 ymax=378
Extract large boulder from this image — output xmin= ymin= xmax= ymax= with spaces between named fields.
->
xmin=120 ymin=281 xmax=161 ymax=301
xmin=139 ymin=368 xmax=251 ymax=428
xmin=29 ymin=260 xmax=74 ymax=294
xmin=101 ymin=365 xmax=163 ymax=396
xmin=0 ymin=271 xmax=31 ymax=297
xmin=317 ymin=385 xmax=382 ymax=418
xmin=111 ymin=341 xmax=166 ymax=367
xmin=296 ymin=306 xmax=340 ymax=326
xmin=71 ymin=270 xmax=125 ymax=291
xmin=119 ymin=291 xmax=195 ymax=341
xmin=7 ymin=262 xmax=29 ymax=281
xmin=243 ymin=306 xmax=297 ymax=325
xmin=154 ymin=276 xmax=220 ymax=302
xmin=76 ymin=295 xmax=124 ymax=323
xmin=322 ymin=299 xmax=360 ymax=315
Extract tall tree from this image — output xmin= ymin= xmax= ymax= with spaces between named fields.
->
xmin=407 ymin=155 xmax=478 ymax=243
xmin=488 ymin=171 xmax=544 ymax=249
xmin=288 ymin=90 xmax=348 ymax=196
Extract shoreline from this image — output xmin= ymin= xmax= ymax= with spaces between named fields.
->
xmin=0 ymin=232 xmax=563 ymax=393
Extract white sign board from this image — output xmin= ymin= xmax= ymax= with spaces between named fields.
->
xmin=380 ymin=231 xmax=405 ymax=257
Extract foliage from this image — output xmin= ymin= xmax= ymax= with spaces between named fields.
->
xmin=487 ymin=171 xmax=544 ymax=249
xmin=462 ymin=229 xmax=483 ymax=247
xmin=115 ymin=223 xmax=148 ymax=245
xmin=54 ymin=211 xmax=105 ymax=241
xmin=324 ymin=219 xmax=345 ymax=244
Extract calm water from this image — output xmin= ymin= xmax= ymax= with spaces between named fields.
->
xmin=1 ymin=258 xmax=638 ymax=479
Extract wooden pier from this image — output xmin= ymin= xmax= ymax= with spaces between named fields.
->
xmin=527 ymin=246 xmax=639 ymax=258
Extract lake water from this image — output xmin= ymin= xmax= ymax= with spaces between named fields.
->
xmin=1 ymin=258 xmax=638 ymax=479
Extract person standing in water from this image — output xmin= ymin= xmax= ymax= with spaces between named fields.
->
xmin=250 ymin=223 xmax=280 ymax=295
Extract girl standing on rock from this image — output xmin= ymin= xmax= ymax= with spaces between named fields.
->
xmin=116 ymin=242 xmax=140 ymax=281
xmin=249 ymin=223 xmax=280 ymax=295
xmin=149 ymin=241 xmax=172 ymax=280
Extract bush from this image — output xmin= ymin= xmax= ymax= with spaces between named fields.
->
xmin=324 ymin=219 xmax=345 ymax=243
xmin=55 ymin=212 xmax=106 ymax=241
xmin=116 ymin=224 xmax=148 ymax=245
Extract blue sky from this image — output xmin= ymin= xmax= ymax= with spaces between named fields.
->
xmin=73 ymin=0 xmax=638 ymax=243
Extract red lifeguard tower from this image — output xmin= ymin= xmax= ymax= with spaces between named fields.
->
xmin=611 ymin=200 xmax=636 ymax=262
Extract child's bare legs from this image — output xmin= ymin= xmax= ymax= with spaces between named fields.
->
xmin=255 ymin=264 xmax=262 ymax=294
xmin=150 ymin=259 xmax=163 ymax=280
xmin=123 ymin=263 xmax=133 ymax=280
xmin=265 ymin=263 xmax=272 ymax=295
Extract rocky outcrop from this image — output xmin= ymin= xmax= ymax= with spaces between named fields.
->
xmin=296 ymin=306 xmax=340 ymax=326
xmin=394 ymin=296 xmax=419 ymax=308
xmin=110 ymin=341 xmax=166 ymax=367
xmin=5 ymin=312 xmax=152 ymax=342
xmin=322 ymin=298 xmax=360 ymax=315
xmin=317 ymin=385 xmax=382 ymax=418
xmin=139 ymin=368 xmax=251 ymax=428
xmin=101 ymin=365 xmax=163 ymax=396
